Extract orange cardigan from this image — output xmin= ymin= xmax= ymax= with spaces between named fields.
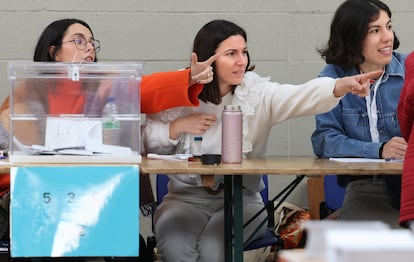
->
xmin=141 ymin=68 xmax=202 ymax=114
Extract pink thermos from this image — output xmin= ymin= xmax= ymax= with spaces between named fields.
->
xmin=221 ymin=105 xmax=243 ymax=163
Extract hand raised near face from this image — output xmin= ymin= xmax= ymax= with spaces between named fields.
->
xmin=189 ymin=52 xmax=220 ymax=85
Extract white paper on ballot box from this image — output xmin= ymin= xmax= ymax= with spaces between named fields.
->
xmin=45 ymin=117 xmax=102 ymax=149
xmin=39 ymin=117 xmax=132 ymax=156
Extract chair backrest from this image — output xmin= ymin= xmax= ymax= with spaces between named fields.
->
xmin=156 ymin=174 xmax=269 ymax=205
xmin=260 ymin=175 xmax=269 ymax=205
xmin=324 ymin=175 xmax=346 ymax=211
xmin=156 ymin=174 xmax=170 ymax=205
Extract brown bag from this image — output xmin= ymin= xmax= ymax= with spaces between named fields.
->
xmin=0 ymin=189 xmax=9 ymax=240
xmin=274 ymin=202 xmax=311 ymax=249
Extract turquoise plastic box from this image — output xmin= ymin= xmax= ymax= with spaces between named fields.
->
xmin=10 ymin=165 xmax=139 ymax=258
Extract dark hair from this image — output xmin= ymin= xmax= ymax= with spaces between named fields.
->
xmin=33 ymin=18 xmax=98 ymax=62
xmin=318 ymin=0 xmax=399 ymax=70
xmin=193 ymin=19 xmax=254 ymax=104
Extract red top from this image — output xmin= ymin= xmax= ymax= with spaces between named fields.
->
xmin=48 ymin=80 xmax=85 ymax=114
xmin=398 ymin=51 xmax=414 ymax=227
xmin=45 ymin=68 xmax=203 ymax=114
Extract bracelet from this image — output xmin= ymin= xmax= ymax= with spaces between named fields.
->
xmin=379 ymin=142 xmax=386 ymax=158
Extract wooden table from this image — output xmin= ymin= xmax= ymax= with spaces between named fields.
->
xmin=140 ymin=156 xmax=402 ymax=175
xmin=0 ymin=162 xmax=9 ymax=174
xmin=140 ymin=156 xmax=402 ymax=262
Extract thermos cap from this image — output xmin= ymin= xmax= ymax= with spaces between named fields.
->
xmin=224 ymin=105 xmax=241 ymax=111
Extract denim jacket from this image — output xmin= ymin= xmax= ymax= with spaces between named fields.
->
xmin=311 ymin=52 xmax=406 ymax=207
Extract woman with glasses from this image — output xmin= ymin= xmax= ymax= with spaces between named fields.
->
xmin=6 ymin=18 xmax=217 ymax=145
xmin=32 ymin=18 xmax=217 ymax=113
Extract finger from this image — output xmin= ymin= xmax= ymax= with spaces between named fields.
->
xmin=393 ymin=137 xmax=408 ymax=145
xmin=203 ymin=119 xmax=214 ymax=127
xmin=200 ymin=123 xmax=209 ymax=131
xmin=393 ymin=148 xmax=406 ymax=159
xmin=197 ymin=78 xmax=211 ymax=84
xmin=193 ymin=66 xmax=212 ymax=81
xmin=201 ymin=66 xmax=212 ymax=76
xmin=351 ymin=86 xmax=369 ymax=97
xmin=191 ymin=52 xmax=198 ymax=67
xmin=392 ymin=140 xmax=407 ymax=147
xmin=359 ymin=84 xmax=370 ymax=95
xmin=205 ymin=116 xmax=216 ymax=122
xmin=394 ymin=142 xmax=408 ymax=152
xmin=204 ymin=53 xmax=220 ymax=66
xmin=204 ymin=114 xmax=217 ymax=121
xmin=359 ymin=70 xmax=383 ymax=82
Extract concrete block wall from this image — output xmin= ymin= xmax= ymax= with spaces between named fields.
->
xmin=1 ymin=0 xmax=413 ymax=239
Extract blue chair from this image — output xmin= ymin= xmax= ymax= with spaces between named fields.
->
xmin=153 ymin=174 xmax=283 ymax=259
xmin=319 ymin=175 xmax=346 ymax=219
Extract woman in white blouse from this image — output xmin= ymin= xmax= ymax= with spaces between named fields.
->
xmin=143 ymin=19 xmax=381 ymax=262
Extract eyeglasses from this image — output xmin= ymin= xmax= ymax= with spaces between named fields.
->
xmin=62 ymin=35 xmax=101 ymax=53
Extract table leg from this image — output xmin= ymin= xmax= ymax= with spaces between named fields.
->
xmin=307 ymin=175 xmax=325 ymax=219
xmin=224 ymin=176 xmax=233 ymax=262
xmin=233 ymin=175 xmax=244 ymax=262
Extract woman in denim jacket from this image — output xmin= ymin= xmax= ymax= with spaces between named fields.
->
xmin=311 ymin=0 xmax=407 ymax=228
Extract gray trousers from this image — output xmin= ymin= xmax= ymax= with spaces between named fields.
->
xmin=339 ymin=178 xmax=400 ymax=228
xmin=154 ymin=190 xmax=266 ymax=262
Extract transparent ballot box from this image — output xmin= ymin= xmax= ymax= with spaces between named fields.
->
xmin=8 ymin=61 xmax=142 ymax=163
